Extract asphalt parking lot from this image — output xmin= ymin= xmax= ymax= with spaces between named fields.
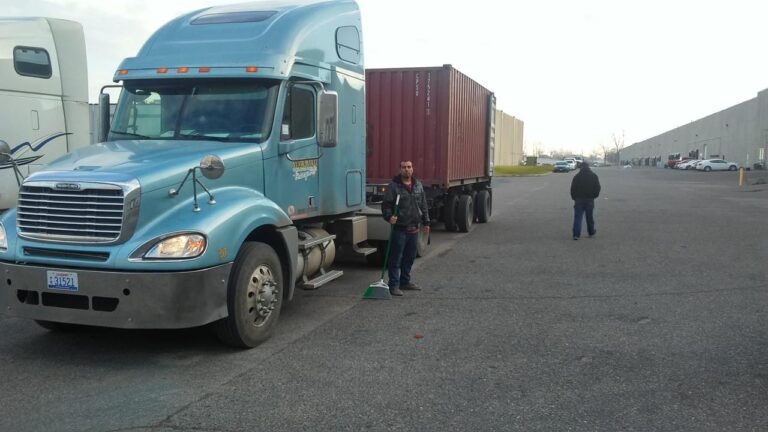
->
xmin=1 ymin=167 xmax=766 ymax=431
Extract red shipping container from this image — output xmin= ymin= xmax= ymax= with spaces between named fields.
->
xmin=365 ymin=64 xmax=495 ymax=188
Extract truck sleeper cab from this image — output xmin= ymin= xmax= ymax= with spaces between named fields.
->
xmin=0 ymin=17 xmax=90 ymax=211
xmin=0 ymin=0 xmax=366 ymax=348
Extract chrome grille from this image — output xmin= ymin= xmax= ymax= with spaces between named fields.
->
xmin=17 ymin=179 xmax=139 ymax=244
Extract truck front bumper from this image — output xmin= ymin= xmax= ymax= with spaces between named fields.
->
xmin=0 ymin=261 xmax=232 ymax=329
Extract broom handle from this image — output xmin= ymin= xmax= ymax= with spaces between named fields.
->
xmin=379 ymin=195 xmax=399 ymax=279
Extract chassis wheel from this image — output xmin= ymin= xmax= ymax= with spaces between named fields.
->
xmin=704 ymin=166 xmax=712 ymax=172
xmin=215 ymin=243 xmax=284 ymax=348
xmin=456 ymin=194 xmax=474 ymax=232
xmin=444 ymin=194 xmax=459 ymax=232
xmin=475 ymin=189 xmax=491 ymax=223
xmin=416 ymin=228 xmax=429 ymax=257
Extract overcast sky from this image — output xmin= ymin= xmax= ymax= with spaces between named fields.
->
xmin=4 ymin=0 xmax=768 ymax=156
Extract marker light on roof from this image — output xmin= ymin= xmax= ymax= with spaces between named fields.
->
xmin=118 ymin=69 xmax=128 ymax=75
xmin=177 ymin=67 xmax=189 ymax=73
xmin=157 ymin=68 xmax=168 ymax=74
xmin=198 ymin=67 xmax=210 ymax=73
xmin=245 ymin=66 xmax=258 ymax=73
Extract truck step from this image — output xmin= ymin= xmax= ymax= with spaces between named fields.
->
xmin=299 ymin=270 xmax=344 ymax=290
xmin=354 ymin=246 xmax=377 ymax=256
xmin=298 ymin=233 xmax=336 ymax=250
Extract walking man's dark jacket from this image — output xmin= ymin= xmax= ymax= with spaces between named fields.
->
xmin=382 ymin=175 xmax=430 ymax=229
xmin=570 ymin=164 xmax=601 ymax=200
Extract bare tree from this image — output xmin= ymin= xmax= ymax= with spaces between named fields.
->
xmin=612 ymin=131 xmax=625 ymax=164
xmin=525 ymin=140 xmax=544 ymax=157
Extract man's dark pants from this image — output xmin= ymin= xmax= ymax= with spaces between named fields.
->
xmin=388 ymin=228 xmax=418 ymax=289
xmin=573 ymin=198 xmax=596 ymax=238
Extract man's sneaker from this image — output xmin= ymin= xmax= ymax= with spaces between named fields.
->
xmin=573 ymin=236 xmax=579 ymax=240
xmin=389 ymin=287 xmax=404 ymax=296
xmin=401 ymin=282 xmax=422 ymax=291
xmin=588 ymin=232 xmax=596 ymax=238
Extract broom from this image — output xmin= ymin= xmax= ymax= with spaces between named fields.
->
xmin=363 ymin=195 xmax=400 ymax=300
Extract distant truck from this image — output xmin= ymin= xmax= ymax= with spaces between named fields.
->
xmin=0 ymin=0 xmax=387 ymax=348
xmin=0 ymin=17 xmax=91 ymax=210
xmin=364 ymin=65 xmax=494 ymax=245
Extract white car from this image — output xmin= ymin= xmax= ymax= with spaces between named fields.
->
xmin=564 ymin=158 xmax=577 ymax=170
xmin=677 ymin=159 xmax=700 ymax=170
xmin=695 ymin=159 xmax=738 ymax=172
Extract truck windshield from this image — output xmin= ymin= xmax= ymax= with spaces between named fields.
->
xmin=108 ymin=79 xmax=279 ymax=143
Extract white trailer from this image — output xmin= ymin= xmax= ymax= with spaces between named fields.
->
xmin=0 ymin=17 xmax=90 ymax=210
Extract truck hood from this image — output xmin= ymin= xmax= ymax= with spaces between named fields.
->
xmin=37 ymin=140 xmax=255 ymax=193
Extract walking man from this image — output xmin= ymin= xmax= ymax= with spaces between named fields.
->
xmin=381 ymin=160 xmax=430 ymax=296
xmin=570 ymin=160 xmax=601 ymax=240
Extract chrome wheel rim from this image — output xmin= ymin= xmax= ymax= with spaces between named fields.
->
xmin=246 ymin=264 xmax=278 ymax=327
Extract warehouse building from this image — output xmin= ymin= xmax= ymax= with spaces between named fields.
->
xmin=623 ymin=88 xmax=768 ymax=169
xmin=495 ymin=110 xmax=524 ymax=166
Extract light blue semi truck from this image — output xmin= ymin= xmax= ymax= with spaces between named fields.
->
xmin=0 ymin=0 xmax=378 ymax=347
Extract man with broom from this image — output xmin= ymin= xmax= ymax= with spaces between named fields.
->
xmin=381 ymin=160 xmax=430 ymax=296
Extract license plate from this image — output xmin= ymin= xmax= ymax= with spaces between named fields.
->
xmin=47 ymin=271 xmax=79 ymax=292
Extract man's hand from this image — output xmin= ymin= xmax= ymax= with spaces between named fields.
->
xmin=422 ymin=225 xmax=430 ymax=233
xmin=389 ymin=216 xmax=398 ymax=224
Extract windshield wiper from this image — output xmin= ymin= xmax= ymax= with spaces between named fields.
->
xmin=110 ymin=130 xmax=152 ymax=140
xmin=177 ymin=133 xmax=232 ymax=142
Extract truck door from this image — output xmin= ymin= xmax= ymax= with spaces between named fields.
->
xmin=271 ymin=83 xmax=321 ymax=220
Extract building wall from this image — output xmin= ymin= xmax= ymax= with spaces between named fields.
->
xmin=495 ymin=110 xmax=524 ymax=166
xmin=623 ymin=89 xmax=768 ymax=168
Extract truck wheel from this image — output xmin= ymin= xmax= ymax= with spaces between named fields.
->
xmin=215 ymin=243 xmax=283 ymax=348
xmin=35 ymin=320 xmax=83 ymax=332
xmin=456 ymin=194 xmax=473 ymax=232
xmin=476 ymin=189 xmax=491 ymax=223
xmin=416 ymin=228 xmax=429 ymax=257
xmin=444 ymin=194 xmax=459 ymax=232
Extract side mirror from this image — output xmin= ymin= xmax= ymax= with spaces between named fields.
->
xmin=98 ymin=92 xmax=111 ymax=143
xmin=199 ymin=154 xmax=225 ymax=180
xmin=317 ymin=90 xmax=338 ymax=147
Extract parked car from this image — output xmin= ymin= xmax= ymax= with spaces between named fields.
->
xmin=677 ymin=159 xmax=700 ymax=170
xmin=553 ymin=161 xmax=571 ymax=172
xmin=564 ymin=158 xmax=577 ymax=170
xmin=695 ymin=159 xmax=739 ymax=172
xmin=667 ymin=157 xmax=692 ymax=169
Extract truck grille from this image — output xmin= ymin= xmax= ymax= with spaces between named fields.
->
xmin=16 ymin=179 xmax=140 ymax=244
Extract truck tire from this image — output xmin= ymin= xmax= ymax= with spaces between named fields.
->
xmin=444 ymin=194 xmax=459 ymax=232
xmin=456 ymin=194 xmax=473 ymax=232
xmin=416 ymin=228 xmax=429 ymax=257
xmin=476 ymin=189 xmax=491 ymax=223
xmin=215 ymin=242 xmax=284 ymax=348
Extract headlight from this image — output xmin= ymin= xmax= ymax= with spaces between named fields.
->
xmin=144 ymin=234 xmax=206 ymax=259
xmin=0 ymin=223 xmax=6 ymax=250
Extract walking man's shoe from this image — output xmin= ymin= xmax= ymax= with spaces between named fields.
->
xmin=390 ymin=287 xmax=404 ymax=296
xmin=573 ymin=236 xmax=579 ymax=240
xmin=588 ymin=231 xmax=596 ymax=238
xmin=401 ymin=282 xmax=422 ymax=291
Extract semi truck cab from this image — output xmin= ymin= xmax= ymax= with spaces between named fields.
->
xmin=0 ymin=0 xmax=367 ymax=348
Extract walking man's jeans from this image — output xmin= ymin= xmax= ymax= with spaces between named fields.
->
xmin=388 ymin=228 xmax=418 ymax=289
xmin=573 ymin=198 xmax=596 ymax=238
